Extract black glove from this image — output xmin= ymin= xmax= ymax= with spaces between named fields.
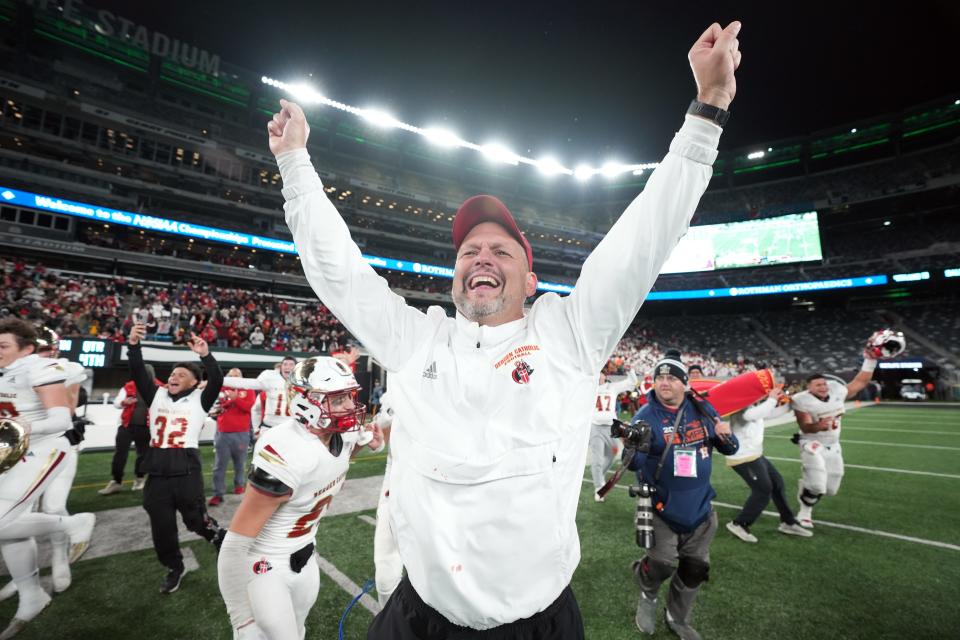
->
xmin=63 ymin=416 xmax=90 ymax=446
xmin=790 ymin=432 xmax=800 ymax=445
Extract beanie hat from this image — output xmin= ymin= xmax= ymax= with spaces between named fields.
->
xmin=653 ymin=349 xmax=688 ymax=385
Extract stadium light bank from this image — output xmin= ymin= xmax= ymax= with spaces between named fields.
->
xmin=261 ymin=75 xmax=658 ymax=181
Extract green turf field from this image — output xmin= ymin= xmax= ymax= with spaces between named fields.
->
xmin=2 ymin=405 xmax=958 ymax=639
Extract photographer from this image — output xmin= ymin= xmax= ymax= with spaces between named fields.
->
xmin=624 ymin=351 xmax=738 ymax=640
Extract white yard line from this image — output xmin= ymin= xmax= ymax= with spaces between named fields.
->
xmin=764 ymin=456 xmax=960 ymax=479
xmin=586 ymin=479 xmax=960 ymax=551
xmin=710 ymin=501 xmax=960 ymax=552
xmin=766 ymin=435 xmax=960 ymax=451
xmin=357 ymin=514 xmax=377 ymax=526
xmin=840 ymin=427 xmax=960 ymax=436
xmin=315 ymin=555 xmax=381 ymax=615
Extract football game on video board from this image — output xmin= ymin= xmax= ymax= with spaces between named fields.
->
xmin=660 ymin=211 xmax=823 ymax=274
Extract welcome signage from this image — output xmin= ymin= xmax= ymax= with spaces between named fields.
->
xmin=24 ymin=0 xmax=221 ymax=76
xmin=2 ymin=185 xmax=896 ymax=300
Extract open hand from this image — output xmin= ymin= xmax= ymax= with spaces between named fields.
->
xmin=688 ymin=21 xmax=741 ymax=110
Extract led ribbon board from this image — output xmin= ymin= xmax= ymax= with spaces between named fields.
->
xmin=0 ymin=186 xmax=892 ymax=298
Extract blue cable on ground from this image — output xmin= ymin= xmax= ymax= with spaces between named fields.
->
xmin=339 ymin=578 xmax=375 ymax=640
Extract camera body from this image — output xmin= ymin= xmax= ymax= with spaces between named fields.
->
xmin=629 ymin=482 xmax=657 ymax=549
xmin=611 ymin=418 xmax=651 ymax=447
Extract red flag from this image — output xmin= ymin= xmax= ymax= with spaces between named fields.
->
xmin=694 ymin=369 xmax=775 ymax=417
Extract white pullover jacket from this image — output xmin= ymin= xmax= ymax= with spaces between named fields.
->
xmin=279 ymin=114 xmax=720 ymax=629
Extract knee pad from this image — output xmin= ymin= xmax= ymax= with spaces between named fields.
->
xmin=634 ymin=556 xmax=676 ymax=587
xmin=800 ymin=488 xmax=822 ymax=506
xmin=676 ymin=557 xmax=710 ymax=588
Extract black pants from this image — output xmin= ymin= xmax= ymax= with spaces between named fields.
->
xmin=368 ymin=575 xmax=584 ymax=639
xmin=732 ymin=456 xmax=797 ymax=526
xmin=142 ymin=471 xmax=218 ymax=571
xmin=111 ymin=423 xmax=151 ymax=483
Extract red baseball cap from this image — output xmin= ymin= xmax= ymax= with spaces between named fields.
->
xmin=452 ymin=195 xmax=534 ymax=270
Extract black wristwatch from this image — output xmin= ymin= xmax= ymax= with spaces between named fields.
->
xmin=687 ymin=100 xmax=730 ymax=127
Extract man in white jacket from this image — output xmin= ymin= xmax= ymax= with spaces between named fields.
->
xmin=725 ymin=386 xmax=812 ymax=543
xmin=267 ymin=20 xmax=742 ymax=637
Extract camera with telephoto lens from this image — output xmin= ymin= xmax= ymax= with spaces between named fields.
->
xmin=629 ymin=483 xmax=657 ymax=549
xmin=610 ymin=418 xmax=651 ymax=446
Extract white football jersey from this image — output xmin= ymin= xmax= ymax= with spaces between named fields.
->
xmin=257 ymin=369 xmax=289 ymax=427
xmin=250 ymin=420 xmax=357 ymax=556
xmin=592 ymin=373 xmax=637 ymax=425
xmin=791 ymin=379 xmax=847 ymax=445
xmin=148 ymin=387 xmax=209 ymax=449
xmin=0 ymin=354 xmax=68 ymax=445
xmin=56 ymin=359 xmax=87 ymax=388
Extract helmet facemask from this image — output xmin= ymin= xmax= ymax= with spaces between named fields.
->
xmin=286 ymin=356 xmax=367 ymax=437
xmin=289 ymin=385 xmax=365 ymax=435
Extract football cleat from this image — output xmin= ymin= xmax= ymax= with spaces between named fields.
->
xmin=66 ymin=513 xmax=96 ymax=563
xmin=0 ymin=590 xmax=51 ymax=639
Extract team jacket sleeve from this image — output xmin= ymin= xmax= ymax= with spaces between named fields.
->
xmin=219 ymin=378 xmax=264 ymax=391
xmin=113 ymin=387 xmax=128 ymax=409
xmin=199 ymin=353 xmax=223 ymax=412
xmin=279 ymin=149 xmax=431 ymax=372
xmin=561 ymin=116 xmax=720 ymax=371
xmin=127 ymin=344 xmax=158 ymax=406
xmin=742 ymin=397 xmax=778 ymax=422
xmin=611 ymin=370 xmax=639 ymax=396
xmin=709 ymin=417 xmax=740 ymax=455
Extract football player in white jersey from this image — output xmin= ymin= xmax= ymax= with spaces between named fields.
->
xmin=217 ymin=356 xmax=383 ymax=640
xmin=127 ymin=323 xmax=227 ymax=594
xmin=0 ymin=328 xmax=88 ymax=605
xmin=36 ymin=327 xmax=87 ymax=593
xmin=590 ymin=369 xmax=637 ymax=501
xmin=371 ymin=391 xmax=402 ymax=606
xmin=252 ymin=357 xmax=298 ymax=435
xmin=0 ymin=319 xmax=96 ymax=638
xmin=789 ymin=330 xmax=903 ymax=527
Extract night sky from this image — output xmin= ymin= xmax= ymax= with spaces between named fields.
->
xmin=92 ymin=1 xmax=957 ymax=164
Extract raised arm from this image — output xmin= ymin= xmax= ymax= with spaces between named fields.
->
xmin=563 ymin=22 xmax=741 ymax=370
xmin=269 ymin=101 xmax=430 ymax=371
xmin=186 ymin=333 xmax=223 ymax=412
xmin=845 ymin=353 xmax=877 ymax=400
xmin=127 ymin=323 xmax=158 ymax=406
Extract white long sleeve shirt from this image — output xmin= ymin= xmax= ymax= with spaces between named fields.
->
xmin=726 ymin=396 xmax=791 ymax=465
xmin=592 ymin=370 xmax=638 ymax=425
xmin=279 ymin=114 xmax=720 ymax=629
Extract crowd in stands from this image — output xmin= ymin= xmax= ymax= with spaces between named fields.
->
xmin=3 ymin=254 xmax=954 ymax=379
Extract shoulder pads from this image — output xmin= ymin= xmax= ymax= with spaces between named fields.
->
xmin=248 ymin=466 xmax=293 ymax=496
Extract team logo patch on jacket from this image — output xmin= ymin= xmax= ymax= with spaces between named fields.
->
xmin=511 ymin=360 xmax=534 ymax=384
xmin=252 ymin=558 xmax=272 ymax=574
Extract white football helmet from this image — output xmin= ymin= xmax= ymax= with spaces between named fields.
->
xmin=36 ymin=326 xmax=60 ymax=358
xmin=865 ymin=329 xmax=906 ymax=360
xmin=286 ymin=356 xmax=366 ymax=434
